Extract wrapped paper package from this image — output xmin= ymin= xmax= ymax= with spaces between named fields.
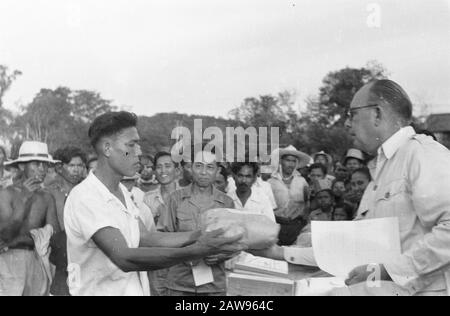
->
xmin=202 ymin=209 xmax=280 ymax=250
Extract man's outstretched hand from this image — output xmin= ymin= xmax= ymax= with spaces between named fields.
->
xmin=197 ymin=229 xmax=247 ymax=256
xmin=345 ymin=264 xmax=392 ymax=286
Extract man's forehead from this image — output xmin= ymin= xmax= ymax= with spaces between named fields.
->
xmin=350 ymin=83 xmax=377 ymax=108
xmin=116 ymin=127 xmax=140 ymax=141
xmin=194 ymin=151 xmax=217 ymax=164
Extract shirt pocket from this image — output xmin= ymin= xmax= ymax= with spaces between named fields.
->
xmin=374 ymin=178 xmax=412 ymax=230
xmin=176 ymin=211 xmax=196 ymax=232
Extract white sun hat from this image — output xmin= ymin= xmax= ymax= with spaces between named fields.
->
xmin=4 ymin=141 xmax=60 ymax=167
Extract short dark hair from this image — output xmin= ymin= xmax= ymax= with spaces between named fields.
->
xmin=53 ymin=146 xmax=87 ymax=165
xmin=333 ymin=203 xmax=355 ymax=220
xmin=87 ymin=156 xmax=98 ymax=165
xmin=369 ymin=80 xmax=413 ymax=124
xmin=88 ymin=111 xmax=138 ymax=148
xmin=219 ymin=166 xmax=230 ymax=180
xmin=352 ymin=167 xmax=372 ymax=182
xmin=310 ymin=163 xmax=327 ymax=175
xmin=231 ymin=161 xmax=259 ymax=176
xmin=153 ymin=151 xmax=179 ymax=168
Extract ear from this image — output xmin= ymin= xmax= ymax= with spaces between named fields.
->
xmin=99 ymin=138 xmax=112 ymax=158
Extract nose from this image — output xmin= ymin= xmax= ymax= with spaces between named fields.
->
xmin=344 ymin=117 xmax=352 ymax=130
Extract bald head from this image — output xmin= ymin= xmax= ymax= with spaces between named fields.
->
xmin=367 ymin=79 xmax=413 ymax=126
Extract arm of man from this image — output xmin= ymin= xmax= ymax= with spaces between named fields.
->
xmin=93 ymin=226 xmax=245 ymax=272
xmin=138 ymin=218 xmax=200 ymax=248
xmin=44 ymin=192 xmax=61 ymax=234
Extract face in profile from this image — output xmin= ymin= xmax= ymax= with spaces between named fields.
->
xmin=108 ymin=127 xmax=142 ymax=178
xmin=192 ymin=151 xmax=218 ymax=188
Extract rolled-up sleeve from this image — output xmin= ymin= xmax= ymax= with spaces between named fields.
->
xmin=384 ymin=142 xmax=450 ymax=294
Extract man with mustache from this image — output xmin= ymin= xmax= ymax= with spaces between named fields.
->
xmin=228 ymin=160 xmax=275 ymax=222
xmin=0 ymin=141 xmax=60 ymax=296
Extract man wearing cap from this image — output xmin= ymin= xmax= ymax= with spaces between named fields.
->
xmin=313 ymin=151 xmax=335 ymax=183
xmin=344 ymin=148 xmax=365 ymax=174
xmin=268 ymin=146 xmax=311 ymax=245
xmin=344 ymin=79 xmax=450 ymax=296
xmin=0 ymin=141 xmax=60 ymax=296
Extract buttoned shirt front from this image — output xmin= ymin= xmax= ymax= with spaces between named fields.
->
xmin=268 ymin=170 xmax=309 ymax=220
xmin=357 ymin=126 xmax=450 ymax=295
xmin=160 ymin=185 xmax=234 ymax=294
xmin=144 ymin=183 xmax=181 ymax=231
xmin=64 ymin=172 xmax=148 ymax=296
xmin=228 ymin=189 xmax=276 ymax=222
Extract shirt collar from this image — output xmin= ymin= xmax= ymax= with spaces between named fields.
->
xmin=271 ymin=169 xmax=302 ymax=181
xmin=181 ymin=184 xmax=227 ymax=204
xmin=86 ymin=172 xmax=133 ymax=209
xmin=229 ymin=189 xmax=259 ymax=204
xmin=378 ymin=126 xmax=416 ymax=160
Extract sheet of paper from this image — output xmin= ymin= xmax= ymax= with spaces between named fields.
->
xmin=311 ymin=217 xmax=401 ymax=278
xmin=295 ymin=277 xmax=347 ymax=296
xmin=192 ymin=261 xmax=214 ymax=286
xmin=238 ymin=254 xmax=289 ymax=274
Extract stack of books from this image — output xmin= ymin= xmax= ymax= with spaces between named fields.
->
xmin=227 ymin=255 xmax=295 ymax=296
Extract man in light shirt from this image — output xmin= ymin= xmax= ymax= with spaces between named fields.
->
xmin=228 ymin=161 xmax=275 ymax=222
xmin=64 ymin=111 xmax=245 ymax=296
xmin=344 ymin=79 xmax=450 ymax=296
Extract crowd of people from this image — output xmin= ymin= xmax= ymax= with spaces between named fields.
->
xmin=1 ymin=79 xmax=450 ymax=296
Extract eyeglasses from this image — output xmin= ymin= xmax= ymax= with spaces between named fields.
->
xmin=346 ymin=104 xmax=379 ymax=121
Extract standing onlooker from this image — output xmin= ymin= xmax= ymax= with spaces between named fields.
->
xmin=47 ymin=146 xmax=87 ymax=296
xmin=269 ymin=145 xmax=311 ymax=245
xmin=228 ymin=161 xmax=275 ymax=222
xmin=344 ymin=148 xmax=365 ymax=174
xmin=160 ymin=146 xmax=236 ymax=296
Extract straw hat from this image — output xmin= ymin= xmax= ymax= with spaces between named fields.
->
xmin=277 ymin=145 xmax=312 ymax=168
xmin=344 ymin=148 xmax=364 ymax=163
xmin=4 ymin=141 xmax=59 ymax=167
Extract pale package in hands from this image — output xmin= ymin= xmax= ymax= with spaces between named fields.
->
xmin=201 ymin=208 xmax=280 ymax=250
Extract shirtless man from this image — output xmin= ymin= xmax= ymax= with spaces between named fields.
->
xmin=0 ymin=141 xmax=60 ymax=296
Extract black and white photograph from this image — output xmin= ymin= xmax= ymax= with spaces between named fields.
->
xmin=0 ymin=0 xmax=449 ymax=300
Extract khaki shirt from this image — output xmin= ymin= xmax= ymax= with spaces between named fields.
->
xmin=160 ymin=185 xmax=234 ymax=294
xmin=357 ymin=126 xmax=450 ymax=295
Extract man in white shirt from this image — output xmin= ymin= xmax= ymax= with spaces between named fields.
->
xmin=64 ymin=111 xmax=245 ymax=296
xmin=344 ymin=79 xmax=450 ymax=296
xmin=228 ymin=161 xmax=275 ymax=222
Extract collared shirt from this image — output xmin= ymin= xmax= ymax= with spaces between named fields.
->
xmin=268 ymin=170 xmax=309 ymax=220
xmin=129 ymin=186 xmax=154 ymax=232
xmin=357 ymin=126 xmax=450 ymax=295
xmin=227 ymin=189 xmax=276 ymax=222
xmin=64 ymin=172 xmax=149 ymax=296
xmin=255 ymin=177 xmax=277 ymax=209
xmin=160 ymin=185 xmax=234 ymax=294
xmin=144 ymin=183 xmax=181 ymax=231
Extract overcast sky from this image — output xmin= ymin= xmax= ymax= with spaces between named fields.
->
xmin=0 ymin=0 xmax=449 ymax=118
